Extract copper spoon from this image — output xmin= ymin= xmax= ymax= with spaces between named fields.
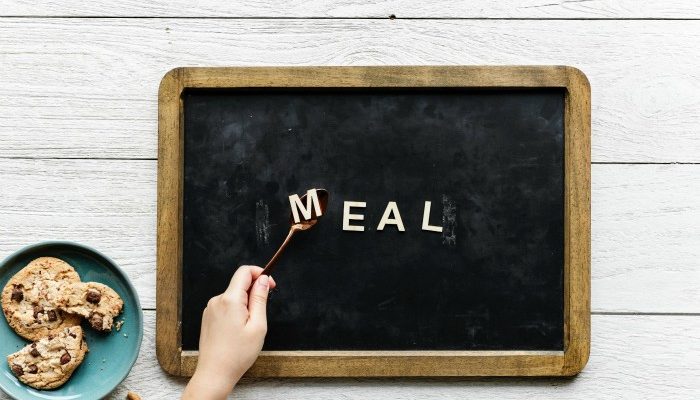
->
xmin=260 ymin=189 xmax=328 ymax=276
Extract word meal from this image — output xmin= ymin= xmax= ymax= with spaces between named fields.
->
xmin=289 ymin=189 xmax=443 ymax=232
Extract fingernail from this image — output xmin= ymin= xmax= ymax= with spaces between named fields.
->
xmin=257 ymin=275 xmax=269 ymax=288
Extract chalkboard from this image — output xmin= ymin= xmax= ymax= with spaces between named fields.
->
xmin=156 ymin=67 xmax=591 ymax=377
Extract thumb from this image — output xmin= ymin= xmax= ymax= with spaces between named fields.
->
xmin=247 ymin=274 xmax=270 ymax=330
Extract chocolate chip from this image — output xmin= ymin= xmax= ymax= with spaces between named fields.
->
xmin=60 ymin=352 xmax=71 ymax=365
xmin=47 ymin=310 xmax=58 ymax=322
xmin=28 ymin=364 xmax=38 ymax=374
xmin=30 ymin=347 xmax=40 ymax=357
xmin=86 ymin=289 xmax=101 ymax=304
xmin=69 ymin=332 xmax=77 ymax=338
xmin=11 ymin=364 xmax=23 ymax=376
xmin=89 ymin=312 xmax=104 ymax=330
xmin=32 ymin=304 xmax=44 ymax=319
xmin=10 ymin=285 xmax=23 ymax=302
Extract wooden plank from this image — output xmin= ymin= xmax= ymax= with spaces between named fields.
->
xmin=2 ymin=312 xmax=694 ymax=399
xmin=2 ymin=1 xmax=700 ymax=18
xmin=0 ymin=159 xmax=157 ymax=308
xmin=0 ymin=160 xmax=697 ymax=313
xmin=592 ymin=164 xmax=700 ymax=312
xmin=1 ymin=19 xmax=700 ymax=161
xmin=155 ymin=61 xmax=184 ymax=376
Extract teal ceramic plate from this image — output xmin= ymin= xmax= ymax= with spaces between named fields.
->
xmin=0 ymin=242 xmax=143 ymax=400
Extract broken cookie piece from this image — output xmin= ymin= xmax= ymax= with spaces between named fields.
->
xmin=1 ymin=257 xmax=82 ymax=341
xmin=58 ymin=282 xmax=124 ymax=332
xmin=7 ymin=326 xmax=88 ymax=389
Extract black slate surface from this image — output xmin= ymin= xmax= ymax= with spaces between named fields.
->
xmin=181 ymin=88 xmax=565 ymax=351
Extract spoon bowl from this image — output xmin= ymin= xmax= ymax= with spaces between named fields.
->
xmin=290 ymin=189 xmax=328 ymax=230
xmin=261 ymin=188 xmax=328 ymax=275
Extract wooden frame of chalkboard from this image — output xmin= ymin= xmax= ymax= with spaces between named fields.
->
xmin=156 ymin=66 xmax=590 ymax=377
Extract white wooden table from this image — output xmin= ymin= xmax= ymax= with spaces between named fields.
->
xmin=1 ymin=1 xmax=699 ymax=398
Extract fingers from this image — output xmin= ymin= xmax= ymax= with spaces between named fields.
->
xmin=247 ymin=275 xmax=270 ymax=331
xmin=222 ymin=265 xmax=277 ymax=330
xmin=224 ymin=265 xmax=263 ymax=297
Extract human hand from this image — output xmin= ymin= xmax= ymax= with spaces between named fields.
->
xmin=182 ymin=266 xmax=276 ymax=400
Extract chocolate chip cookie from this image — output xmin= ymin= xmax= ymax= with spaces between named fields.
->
xmin=58 ymin=282 xmax=123 ymax=331
xmin=1 ymin=257 xmax=82 ymax=341
xmin=7 ymin=325 xmax=88 ymax=389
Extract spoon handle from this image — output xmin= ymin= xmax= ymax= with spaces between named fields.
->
xmin=260 ymin=228 xmax=296 ymax=276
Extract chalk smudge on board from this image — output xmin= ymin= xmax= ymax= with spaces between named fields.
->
xmin=255 ymin=200 xmax=271 ymax=247
xmin=442 ymin=194 xmax=456 ymax=247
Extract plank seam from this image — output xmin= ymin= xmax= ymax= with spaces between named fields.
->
xmin=0 ymin=16 xmax=699 ymax=21
xmin=0 ymin=157 xmax=158 ymax=161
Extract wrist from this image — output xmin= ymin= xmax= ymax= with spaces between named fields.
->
xmin=184 ymin=369 xmax=236 ymax=400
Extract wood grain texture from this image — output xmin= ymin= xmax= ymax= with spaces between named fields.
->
xmin=1 ymin=18 xmax=700 ymax=161
xmin=2 ymin=312 xmax=695 ymax=399
xmin=2 ymin=1 xmax=700 ymax=18
xmin=1 ymin=159 xmax=697 ymax=313
xmin=561 ymin=66 xmax=591 ymax=375
xmin=0 ymin=158 xmax=157 ymax=308
xmin=156 ymin=66 xmax=591 ymax=377
xmin=592 ymin=164 xmax=700 ymax=312
xmin=0 ymin=5 xmax=696 ymax=395
xmin=0 ymin=0 xmax=695 ymax=396
xmin=155 ymin=63 xmax=184 ymax=376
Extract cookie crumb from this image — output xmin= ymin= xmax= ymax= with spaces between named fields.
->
xmin=115 ymin=320 xmax=125 ymax=331
xmin=127 ymin=391 xmax=142 ymax=400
